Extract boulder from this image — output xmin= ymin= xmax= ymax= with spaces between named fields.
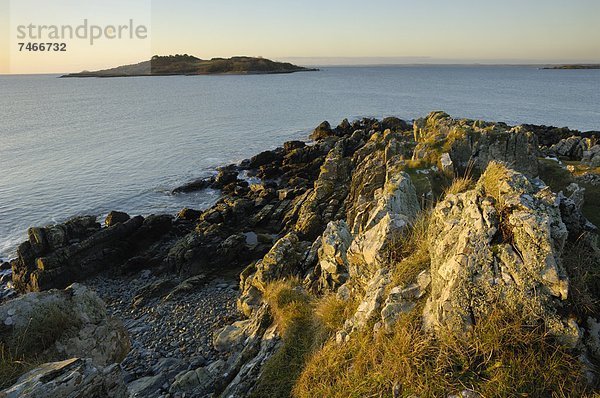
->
xmin=310 ymin=121 xmax=334 ymax=141
xmin=243 ymin=149 xmax=283 ymax=170
xmin=283 ymin=140 xmax=306 ymax=152
xmin=177 ymin=207 xmax=203 ymax=221
xmin=336 ymin=118 xmax=352 ymax=134
xmin=214 ymin=165 xmax=239 ymax=188
xmin=104 ymin=211 xmax=130 ymax=227
xmin=549 ymin=136 xmax=589 ymax=160
xmin=172 ymin=176 xmax=214 ymax=194
xmin=0 ymin=283 xmax=130 ymax=366
xmin=381 ymin=116 xmax=411 ymax=132
xmin=240 ymin=234 xmax=308 ymax=295
xmin=583 ymin=145 xmax=600 ymax=167
xmin=1 ymin=358 xmax=128 ymax=398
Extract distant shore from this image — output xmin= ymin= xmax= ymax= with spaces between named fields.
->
xmin=61 ymin=54 xmax=318 ymax=78
xmin=542 ymin=64 xmax=600 ymax=70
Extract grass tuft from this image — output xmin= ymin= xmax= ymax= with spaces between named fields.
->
xmin=0 ymin=302 xmax=81 ymax=389
xmin=387 ymin=211 xmax=432 ymax=288
xmin=562 ymin=240 xmax=600 ymax=319
xmin=250 ymin=280 xmax=323 ymax=398
xmin=251 ymin=279 xmax=362 ymax=398
xmin=443 ymin=176 xmax=474 ymax=197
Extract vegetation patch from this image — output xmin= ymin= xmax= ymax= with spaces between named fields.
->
xmin=250 ymin=278 xmax=361 ymax=398
xmin=387 ymin=211 xmax=432 ymax=289
xmin=250 ymin=280 xmax=323 ymax=398
xmin=538 ymin=158 xmax=600 ymax=227
xmin=294 ymin=305 xmax=590 ymax=398
xmin=443 ymin=176 xmax=474 ymax=197
xmin=0 ymin=302 xmax=81 ymax=389
xmin=562 ymin=240 xmax=600 ymax=319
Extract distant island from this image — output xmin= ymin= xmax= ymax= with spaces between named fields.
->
xmin=542 ymin=64 xmax=600 ymax=70
xmin=61 ymin=54 xmax=318 ymax=77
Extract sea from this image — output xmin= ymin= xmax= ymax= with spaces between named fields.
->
xmin=1 ymin=65 xmax=599 ymax=260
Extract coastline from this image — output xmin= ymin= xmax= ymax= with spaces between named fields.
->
xmin=1 ymin=111 xmax=599 ymax=396
xmin=59 ymin=68 xmax=320 ymax=78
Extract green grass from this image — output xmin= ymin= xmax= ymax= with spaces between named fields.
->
xmin=538 ymin=158 xmax=600 ymax=227
xmin=538 ymin=158 xmax=573 ymax=193
xmin=249 ymin=278 xmax=361 ymax=398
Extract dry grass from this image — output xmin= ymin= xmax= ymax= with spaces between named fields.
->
xmin=443 ymin=176 xmax=474 ymax=197
xmin=315 ymin=294 xmax=359 ymax=334
xmin=562 ymin=240 xmax=600 ymax=319
xmin=0 ymin=346 xmax=37 ymax=390
xmin=250 ymin=280 xmax=324 ymax=398
xmin=294 ymin=306 xmax=590 ymax=398
xmin=481 ymin=161 xmax=511 ymax=205
xmin=0 ymin=303 xmax=80 ymax=389
xmin=387 ymin=211 xmax=432 ymax=288
xmin=251 ymin=279 xmax=362 ymax=398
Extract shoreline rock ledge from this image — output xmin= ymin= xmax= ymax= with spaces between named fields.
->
xmin=2 ymin=111 xmax=600 ymax=397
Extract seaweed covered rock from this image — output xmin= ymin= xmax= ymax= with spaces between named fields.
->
xmin=423 ymin=162 xmax=578 ymax=343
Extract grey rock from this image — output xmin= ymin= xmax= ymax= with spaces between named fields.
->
xmin=423 ymin=162 xmax=578 ymax=345
xmin=2 ymin=358 xmax=127 ymax=398
xmin=0 ymin=283 xmax=130 ymax=367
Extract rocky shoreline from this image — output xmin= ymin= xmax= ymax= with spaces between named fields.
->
xmin=1 ymin=111 xmax=600 ymax=397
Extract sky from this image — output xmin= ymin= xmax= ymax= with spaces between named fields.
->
xmin=1 ymin=0 xmax=599 ymax=74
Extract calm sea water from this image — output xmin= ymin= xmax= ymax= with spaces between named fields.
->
xmin=1 ymin=66 xmax=599 ymax=259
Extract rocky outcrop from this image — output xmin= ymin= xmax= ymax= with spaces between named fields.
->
xmin=1 ymin=358 xmax=128 ymax=398
xmin=11 ymin=213 xmax=176 ymax=292
xmin=316 ymin=220 xmax=352 ymax=290
xmin=520 ymin=123 xmax=600 ymax=148
xmin=293 ymin=141 xmax=352 ymax=240
xmin=413 ymin=111 xmax=539 ymax=177
xmin=549 ymin=136 xmax=590 ymax=160
xmin=5 ymin=113 xmax=599 ymax=397
xmin=238 ymin=233 xmax=312 ymax=316
xmin=347 ymin=166 xmax=420 ymax=283
xmin=583 ymin=144 xmax=600 ymax=167
xmin=310 ymin=121 xmax=334 ymax=141
xmin=0 ymin=283 xmax=130 ymax=365
xmin=423 ymin=162 xmax=579 ymax=343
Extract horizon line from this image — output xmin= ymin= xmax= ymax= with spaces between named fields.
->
xmin=3 ymin=62 xmax=600 ymax=76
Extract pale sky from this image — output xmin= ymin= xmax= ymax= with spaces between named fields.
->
xmin=1 ymin=0 xmax=600 ymax=74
